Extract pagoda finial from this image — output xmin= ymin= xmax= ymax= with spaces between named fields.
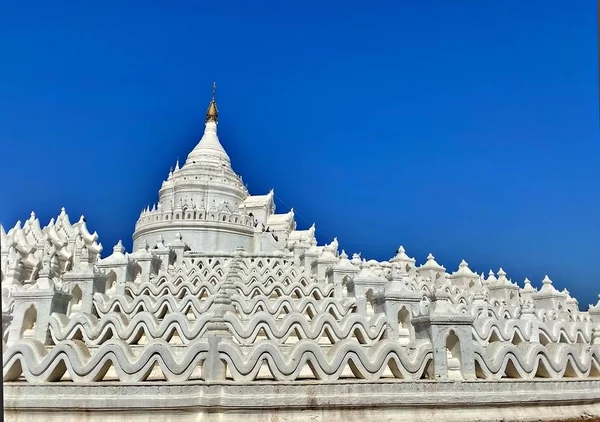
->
xmin=206 ymin=82 xmax=218 ymax=123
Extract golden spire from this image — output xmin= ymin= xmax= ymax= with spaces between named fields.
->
xmin=205 ymin=82 xmax=218 ymax=123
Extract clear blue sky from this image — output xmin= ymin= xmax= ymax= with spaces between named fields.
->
xmin=1 ymin=1 xmax=598 ymax=306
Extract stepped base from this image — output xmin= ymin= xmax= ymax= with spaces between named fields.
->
xmin=4 ymin=379 xmax=600 ymax=421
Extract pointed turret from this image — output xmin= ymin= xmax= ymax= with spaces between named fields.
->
xmin=133 ymin=83 xmax=257 ymax=253
xmin=185 ymin=82 xmax=230 ymax=165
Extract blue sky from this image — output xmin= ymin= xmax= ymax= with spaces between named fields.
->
xmin=1 ymin=1 xmax=598 ymax=306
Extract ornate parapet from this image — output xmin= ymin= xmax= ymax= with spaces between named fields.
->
xmin=374 ymin=283 xmax=421 ymax=343
xmin=7 ymin=264 xmax=71 ymax=345
xmin=314 ymin=244 xmax=338 ymax=282
xmin=128 ymin=240 xmax=161 ymax=284
xmin=533 ymin=275 xmax=567 ymax=311
xmin=62 ymin=266 xmax=107 ymax=314
xmin=487 ymin=268 xmax=520 ymax=306
xmin=301 ymin=245 xmax=319 ymax=274
xmin=389 ymin=246 xmax=416 ymax=276
xmin=412 ymin=289 xmax=476 ymax=380
xmin=346 ymin=266 xmax=387 ymax=314
xmin=134 ymin=206 xmax=255 ymax=232
xmin=2 ymin=212 xmax=600 ymax=422
xmin=331 ymin=250 xmax=359 ymax=299
xmin=588 ymin=295 xmax=600 ymax=324
xmin=417 ymin=253 xmax=446 ymax=286
xmin=449 ymin=260 xmax=480 ymax=290
xmin=288 ymin=242 xmax=309 ymax=267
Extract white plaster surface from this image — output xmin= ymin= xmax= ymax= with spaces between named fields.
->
xmin=4 ymin=380 xmax=600 ymax=421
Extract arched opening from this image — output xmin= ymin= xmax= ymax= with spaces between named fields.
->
xmin=70 ymin=284 xmax=83 ymax=314
xmin=175 ymin=214 xmax=180 ymax=219
xmin=397 ymin=307 xmax=411 ymax=345
xmin=445 ymin=330 xmax=463 ymax=380
xmin=341 ymin=276 xmax=350 ymax=298
xmin=21 ymin=305 xmax=37 ymax=339
xmin=131 ymin=262 xmax=143 ymax=283
xmin=365 ymin=289 xmax=375 ymax=315
xmin=106 ymin=271 xmax=117 ymax=293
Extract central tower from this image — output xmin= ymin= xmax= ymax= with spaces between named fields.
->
xmin=132 ymin=84 xmax=257 ymax=253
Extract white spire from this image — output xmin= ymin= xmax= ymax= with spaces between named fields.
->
xmin=522 ymin=277 xmax=535 ymax=291
xmin=420 ymin=253 xmax=445 ymax=271
xmin=186 ymin=121 xmax=230 ymax=165
xmin=185 ymin=83 xmax=230 ymax=166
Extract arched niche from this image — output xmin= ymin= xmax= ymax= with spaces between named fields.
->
xmin=445 ymin=330 xmax=463 ymax=380
xmin=69 ymin=284 xmax=83 ymax=315
xmin=20 ymin=304 xmax=37 ymax=339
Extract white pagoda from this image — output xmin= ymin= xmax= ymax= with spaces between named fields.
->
xmin=2 ymin=86 xmax=600 ymax=422
xmin=132 ymin=83 xmax=295 ymax=254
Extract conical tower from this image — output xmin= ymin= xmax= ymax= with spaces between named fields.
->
xmin=132 ymin=84 xmax=254 ymax=253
